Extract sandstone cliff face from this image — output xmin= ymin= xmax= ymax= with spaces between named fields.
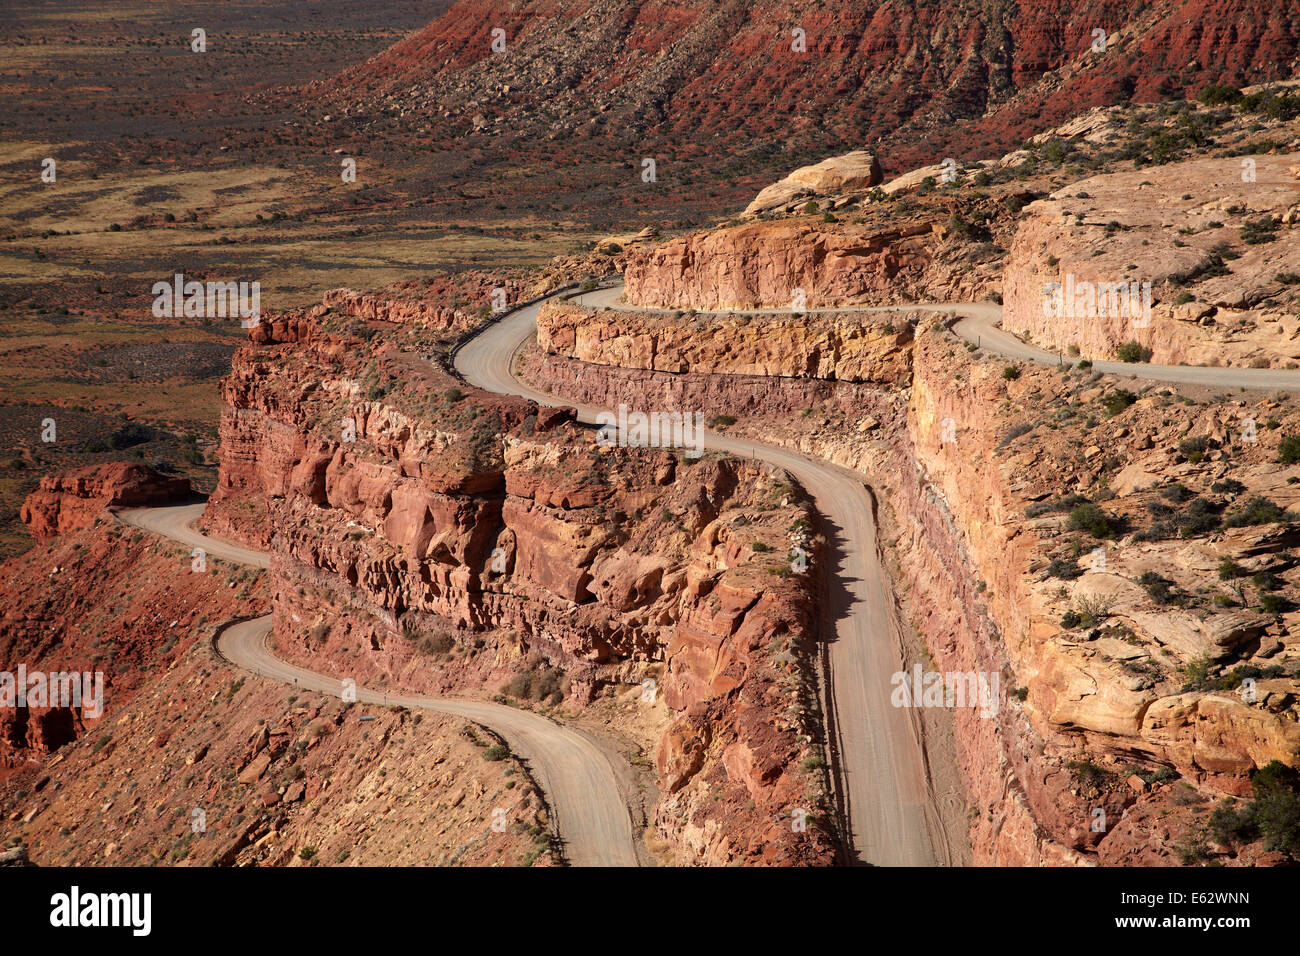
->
xmin=204 ymin=295 xmax=837 ymax=865
xmin=20 ymin=463 xmax=191 ymax=542
xmin=623 ymin=220 xmax=942 ymax=311
xmin=1002 ymin=154 xmax=1300 ymax=366
xmin=537 ymin=300 xmax=912 ymax=385
xmin=903 ymin=326 xmax=1300 ymax=860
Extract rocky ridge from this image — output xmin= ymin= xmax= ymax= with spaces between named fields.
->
xmin=198 ymin=282 xmax=839 ymax=865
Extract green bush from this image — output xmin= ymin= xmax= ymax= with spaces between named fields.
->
xmin=1066 ymin=760 xmax=1113 ymax=788
xmin=1138 ymin=571 xmax=1177 ymax=605
xmin=1223 ymin=497 xmax=1287 ymax=527
xmin=1209 ymin=762 xmax=1300 ymax=857
xmin=1252 ymin=571 xmax=1284 ymax=592
xmin=1116 ymin=341 xmax=1148 ymax=363
xmin=1218 ymin=558 xmax=1246 ymax=580
xmin=1101 ymin=389 xmax=1137 ymax=416
xmin=1178 ymin=436 xmax=1210 ymax=460
xmin=1068 ymin=503 xmax=1113 ymax=538
xmin=1047 ymin=557 xmax=1084 ymax=580
xmin=1198 ymin=83 xmax=1243 ymax=106
xmin=1241 ymin=217 xmax=1279 ymax=245
xmin=1261 ymin=593 xmax=1287 ymax=615
xmin=1278 ymin=435 xmax=1300 ymax=464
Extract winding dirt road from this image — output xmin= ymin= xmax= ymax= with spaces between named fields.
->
xmin=455 ymin=288 xmax=947 ymax=866
xmin=468 ymin=283 xmax=1300 ymax=865
xmin=115 ymin=504 xmax=639 ymax=868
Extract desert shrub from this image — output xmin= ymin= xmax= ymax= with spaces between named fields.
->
xmin=417 ymin=631 xmax=455 ymax=656
xmin=1198 ymin=83 xmax=1243 ymax=106
xmin=1047 ymin=557 xmax=1084 ymax=580
xmin=1178 ymin=436 xmax=1210 ymax=461
xmin=1252 ymin=571 xmax=1284 ymax=592
xmin=1278 ymin=435 xmax=1300 ymax=464
xmin=1209 ymin=799 xmax=1258 ymax=846
xmin=1138 ymin=571 xmax=1177 ymax=605
xmin=1223 ymin=497 xmax=1287 ymax=527
xmin=1210 ymin=478 xmax=1246 ymax=494
xmin=1209 ymin=762 xmax=1300 ymax=857
xmin=1066 ymin=760 xmax=1114 ymax=788
xmin=1101 ymin=389 xmax=1137 ymax=416
xmin=1181 ymin=656 xmax=1212 ymax=690
xmin=503 ymin=658 xmax=568 ymax=704
xmin=1177 ymin=497 xmax=1223 ymax=536
xmin=1001 ymin=422 xmax=1034 ymax=446
xmin=1218 ymin=558 xmax=1246 ymax=580
xmin=1116 ymin=341 xmax=1149 ymax=363
xmin=1241 ymin=217 xmax=1279 ymax=245
xmin=1002 ymin=364 xmax=1022 ymax=380
xmin=1026 ymin=493 xmax=1091 ymax=519
xmin=1068 ymin=503 xmax=1114 ymax=538
xmin=1062 ymin=595 xmax=1111 ymax=628
xmin=1261 ymin=593 xmax=1288 ymax=615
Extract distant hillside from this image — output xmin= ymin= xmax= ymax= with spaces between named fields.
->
xmin=313 ymin=0 xmax=1300 ymax=177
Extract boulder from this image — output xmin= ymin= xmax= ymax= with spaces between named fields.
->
xmin=743 ymin=150 xmax=882 ymax=217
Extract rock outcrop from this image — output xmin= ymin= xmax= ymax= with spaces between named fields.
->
xmin=202 ymin=291 xmax=838 ymax=866
xmin=20 ymin=463 xmax=191 ymax=541
xmin=743 ymin=151 xmax=882 ymax=217
xmin=537 ymin=300 xmax=912 ymax=385
xmin=1002 ymin=153 xmax=1300 ymax=366
xmin=623 ymin=219 xmax=942 ymax=311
